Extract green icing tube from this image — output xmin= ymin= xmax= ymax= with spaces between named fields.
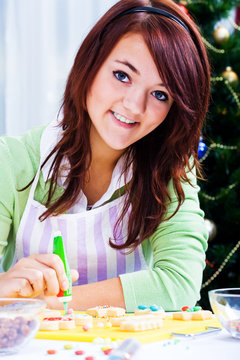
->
xmin=53 ymin=231 xmax=72 ymax=311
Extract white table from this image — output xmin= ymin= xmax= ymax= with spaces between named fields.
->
xmin=2 ymin=329 xmax=239 ymax=360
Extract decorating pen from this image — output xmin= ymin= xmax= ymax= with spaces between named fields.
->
xmin=53 ymin=231 xmax=72 ymax=314
xmin=107 ymin=338 xmax=141 ymax=360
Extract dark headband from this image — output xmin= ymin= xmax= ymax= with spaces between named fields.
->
xmin=114 ymin=6 xmax=190 ymax=34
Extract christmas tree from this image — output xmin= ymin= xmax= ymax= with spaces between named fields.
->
xmin=176 ymin=0 xmax=240 ymax=309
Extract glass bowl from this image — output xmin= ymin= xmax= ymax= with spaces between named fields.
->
xmin=209 ymin=288 xmax=240 ymax=339
xmin=0 ymin=298 xmax=46 ymax=355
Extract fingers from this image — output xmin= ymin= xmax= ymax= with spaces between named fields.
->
xmin=71 ymin=269 xmax=79 ymax=283
xmin=2 ymin=254 xmax=79 ymax=299
xmin=14 ymin=269 xmax=45 ymax=297
xmin=30 ymin=254 xmax=69 ymax=292
xmin=42 ymin=267 xmax=61 ymax=296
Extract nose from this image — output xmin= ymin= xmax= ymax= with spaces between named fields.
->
xmin=122 ymin=87 xmax=147 ymax=115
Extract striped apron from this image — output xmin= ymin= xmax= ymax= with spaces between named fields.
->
xmin=14 ymin=166 xmax=148 ymax=285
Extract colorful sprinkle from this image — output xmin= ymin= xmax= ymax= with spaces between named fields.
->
xmin=150 ymin=305 xmax=160 ymax=311
xmin=75 ymin=350 xmax=85 ymax=355
xmin=193 ymin=306 xmax=202 ymax=311
xmin=138 ymin=305 xmax=148 ymax=310
xmin=64 ymin=344 xmax=73 ymax=349
xmin=103 ymin=348 xmax=112 ymax=355
xmin=85 ymin=357 xmax=95 ymax=360
xmin=181 ymin=306 xmax=190 ymax=311
xmin=47 ymin=349 xmax=57 ymax=355
xmin=82 ymin=324 xmax=90 ymax=331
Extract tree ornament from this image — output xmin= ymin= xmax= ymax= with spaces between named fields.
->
xmin=221 ymin=66 xmax=239 ymax=85
xmin=204 ymin=219 xmax=217 ymax=242
xmin=212 ymin=25 xmax=230 ymax=45
xmin=179 ymin=0 xmax=189 ymax=5
xmin=198 ymin=137 xmax=207 ymax=159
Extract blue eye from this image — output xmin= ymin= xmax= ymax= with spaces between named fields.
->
xmin=152 ymin=90 xmax=168 ymax=101
xmin=113 ymin=71 xmax=129 ymax=83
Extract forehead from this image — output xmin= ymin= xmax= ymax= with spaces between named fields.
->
xmin=105 ymin=32 xmax=162 ymax=81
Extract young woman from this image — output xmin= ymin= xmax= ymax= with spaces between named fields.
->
xmin=0 ymin=0 xmax=210 ymax=312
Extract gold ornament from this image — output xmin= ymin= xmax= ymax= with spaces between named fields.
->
xmin=221 ymin=66 xmax=239 ymax=85
xmin=204 ymin=219 xmax=217 ymax=242
xmin=179 ymin=0 xmax=188 ymax=5
xmin=212 ymin=25 xmax=230 ymax=45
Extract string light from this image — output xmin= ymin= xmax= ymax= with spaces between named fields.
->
xmin=228 ymin=17 xmax=240 ymax=31
xmin=201 ymin=36 xmax=225 ymax=53
xmin=201 ymin=239 xmax=240 ymax=289
xmin=211 ymin=76 xmax=240 ymax=110
xmin=200 ymin=183 xmax=237 ymax=201
xmin=199 ymin=143 xmax=238 ymax=163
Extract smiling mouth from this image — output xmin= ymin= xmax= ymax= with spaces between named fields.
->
xmin=112 ymin=111 xmax=136 ymax=124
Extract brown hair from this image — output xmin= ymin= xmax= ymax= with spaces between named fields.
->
xmin=40 ymin=0 xmax=210 ymax=250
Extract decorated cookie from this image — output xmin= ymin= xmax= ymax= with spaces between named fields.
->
xmin=120 ymin=316 xmax=163 ymax=331
xmin=74 ymin=313 xmax=93 ymax=326
xmin=172 ymin=306 xmax=213 ymax=321
xmin=86 ymin=306 xmax=110 ymax=317
xmin=86 ymin=305 xmax=125 ymax=318
xmin=59 ymin=317 xmax=76 ymax=329
xmin=106 ymin=307 xmax=126 ymax=317
xmin=40 ymin=317 xmax=62 ymax=331
xmin=134 ymin=305 xmax=166 ymax=318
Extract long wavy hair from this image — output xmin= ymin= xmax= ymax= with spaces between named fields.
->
xmin=39 ymin=0 xmax=210 ymax=250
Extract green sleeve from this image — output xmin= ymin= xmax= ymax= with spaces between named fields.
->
xmin=120 ymin=170 xmax=208 ymax=312
xmin=0 ymin=126 xmax=44 ymax=270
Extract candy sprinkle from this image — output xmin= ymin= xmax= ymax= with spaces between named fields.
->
xmin=193 ymin=306 xmax=202 ymax=311
xmin=83 ymin=324 xmax=90 ymax=331
xmin=75 ymin=350 xmax=85 ymax=355
xmin=103 ymin=348 xmax=112 ymax=355
xmin=47 ymin=349 xmax=57 ymax=355
xmin=64 ymin=344 xmax=73 ymax=349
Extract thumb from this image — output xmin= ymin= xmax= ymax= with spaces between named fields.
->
xmin=70 ymin=269 xmax=79 ymax=283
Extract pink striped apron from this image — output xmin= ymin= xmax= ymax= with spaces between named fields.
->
xmin=14 ymin=166 xmax=148 ymax=285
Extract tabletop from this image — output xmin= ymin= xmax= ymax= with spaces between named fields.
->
xmin=1 ymin=329 xmax=239 ymax=360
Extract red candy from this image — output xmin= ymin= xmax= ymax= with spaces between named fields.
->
xmin=103 ymin=348 xmax=112 ymax=355
xmin=85 ymin=357 xmax=95 ymax=360
xmin=47 ymin=349 xmax=57 ymax=354
xmin=82 ymin=324 xmax=90 ymax=331
xmin=181 ymin=306 xmax=190 ymax=311
xmin=75 ymin=350 xmax=85 ymax=355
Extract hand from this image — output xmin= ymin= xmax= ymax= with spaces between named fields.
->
xmin=0 ymin=254 xmax=79 ymax=298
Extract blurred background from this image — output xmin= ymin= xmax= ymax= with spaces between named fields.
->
xmin=0 ymin=0 xmax=240 ymax=308
xmin=0 ymin=0 xmax=116 ymax=136
xmin=177 ymin=0 xmax=240 ymax=310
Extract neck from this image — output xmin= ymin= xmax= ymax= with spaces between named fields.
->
xmin=90 ymin=126 xmax=125 ymax=173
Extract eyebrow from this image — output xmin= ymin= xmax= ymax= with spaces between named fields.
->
xmin=114 ymin=59 xmax=169 ymax=89
xmin=114 ymin=60 xmax=140 ymax=75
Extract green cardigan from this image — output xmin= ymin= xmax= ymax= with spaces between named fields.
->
xmin=0 ymin=125 xmax=208 ymax=312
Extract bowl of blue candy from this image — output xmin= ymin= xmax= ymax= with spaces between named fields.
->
xmin=209 ymin=288 xmax=240 ymax=339
xmin=0 ymin=298 xmax=46 ymax=355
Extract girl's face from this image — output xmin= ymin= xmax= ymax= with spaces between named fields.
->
xmin=86 ymin=32 xmax=174 ymax=158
